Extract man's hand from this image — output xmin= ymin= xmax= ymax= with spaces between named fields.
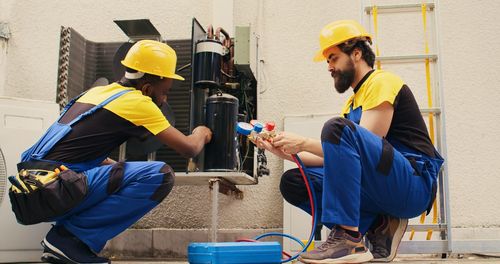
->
xmin=156 ymin=125 xmax=212 ymax=158
xmin=271 ymin=132 xmax=308 ymax=155
xmin=192 ymin=125 xmax=213 ymax=144
xmin=255 ymin=137 xmax=290 ymax=160
xmin=101 ymin=157 xmax=117 ymax=165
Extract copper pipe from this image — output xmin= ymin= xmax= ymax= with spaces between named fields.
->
xmin=207 ymin=24 xmax=214 ymax=39
xmin=215 ymin=27 xmax=231 ymax=48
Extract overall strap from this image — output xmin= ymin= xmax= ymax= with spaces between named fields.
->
xmin=67 ymin=89 xmax=132 ymax=126
xmin=57 ymin=90 xmax=89 ymax=121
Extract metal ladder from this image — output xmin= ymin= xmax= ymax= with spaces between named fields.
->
xmin=362 ymin=1 xmax=452 ymax=254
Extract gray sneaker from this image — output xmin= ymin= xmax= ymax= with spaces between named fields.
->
xmin=299 ymin=226 xmax=373 ymax=264
xmin=366 ymin=215 xmax=408 ymax=262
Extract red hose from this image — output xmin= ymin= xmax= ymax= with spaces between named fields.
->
xmin=291 ymin=154 xmax=315 ymax=227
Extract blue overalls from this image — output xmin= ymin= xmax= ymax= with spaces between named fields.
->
xmin=20 ymin=90 xmax=174 ymax=252
xmin=293 ymin=112 xmax=444 ymax=234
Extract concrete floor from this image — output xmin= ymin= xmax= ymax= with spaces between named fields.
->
xmin=27 ymin=258 xmax=500 ymax=264
xmin=112 ymin=255 xmax=500 ymax=264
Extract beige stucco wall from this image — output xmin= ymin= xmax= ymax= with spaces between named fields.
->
xmin=438 ymin=0 xmax=500 ymax=227
xmin=1 ymin=0 xmax=499 ymax=234
xmin=0 ymin=36 xmax=7 ymax=96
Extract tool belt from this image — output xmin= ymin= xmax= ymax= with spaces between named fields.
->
xmin=8 ymin=161 xmax=88 ymax=225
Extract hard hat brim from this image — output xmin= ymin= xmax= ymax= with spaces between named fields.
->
xmin=313 ymin=50 xmax=326 ymax=62
xmin=169 ymin=74 xmax=185 ymax=81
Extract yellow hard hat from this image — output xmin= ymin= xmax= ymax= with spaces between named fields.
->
xmin=313 ymin=20 xmax=372 ymax=62
xmin=121 ymin=40 xmax=185 ymax=81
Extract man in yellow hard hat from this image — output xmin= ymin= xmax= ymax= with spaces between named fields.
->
xmin=257 ymin=20 xmax=444 ymax=263
xmin=14 ymin=40 xmax=212 ymax=264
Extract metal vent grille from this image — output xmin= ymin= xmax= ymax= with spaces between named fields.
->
xmin=61 ymin=28 xmax=124 ymax=100
xmin=152 ymin=39 xmax=191 ymax=171
xmin=56 ymin=27 xmax=71 ymax=110
xmin=56 ymin=28 xmax=191 ymax=171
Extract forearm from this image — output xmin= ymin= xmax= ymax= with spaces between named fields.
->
xmin=186 ymin=133 xmax=208 ymax=157
xmin=271 ymin=149 xmax=323 ymax=167
xmin=296 ymin=151 xmax=324 ymax=166
xmin=301 ymin=138 xmax=323 ymax=157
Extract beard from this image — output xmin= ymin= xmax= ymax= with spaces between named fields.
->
xmin=332 ymin=59 xmax=355 ymax=94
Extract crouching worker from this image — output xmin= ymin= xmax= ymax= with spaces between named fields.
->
xmin=256 ymin=20 xmax=444 ymax=263
xmin=9 ymin=40 xmax=212 ymax=264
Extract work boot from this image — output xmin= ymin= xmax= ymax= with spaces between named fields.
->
xmin=366 ymin=215 xmax=408 ymax=262
xmin=299 ymin=226 xmax=373 ymax=264
xmin=41 ymin=225 xmax=109 ymax=264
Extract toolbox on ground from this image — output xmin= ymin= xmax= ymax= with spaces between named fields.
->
xmin=187 ymin=242 xmax=282 ymax=264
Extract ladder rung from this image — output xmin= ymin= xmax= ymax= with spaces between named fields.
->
xmin=376 ymin=54 xmax=437 ymax=62
xmin=452 ymin=239 xmax=500 ymax=254
xmin=400 ymin=239 xmax=500 ymax=254
xmin=365 ymin=3 xmax=435 ymax=14
xmin=407 ymin=224 xmax=447 ymax=232
xmin=420 ymin=108 xmax=441 ymax=114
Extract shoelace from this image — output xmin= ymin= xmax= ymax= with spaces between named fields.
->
xmin=317 ymin=229 xmax=344 ymax=251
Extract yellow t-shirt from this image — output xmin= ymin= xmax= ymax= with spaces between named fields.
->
xmin=340 ymin=70 xmax=437 ymax=157
xmin=45 ymin=83 xmax=170 ymax=163
xmin=341 ymin=70 xmax=404 ymax=117
xmin=78 ymin=83 xmax=170 ymax=135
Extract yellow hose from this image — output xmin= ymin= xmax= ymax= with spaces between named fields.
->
xmin=410 ymin=2 xmax=437 ymax=241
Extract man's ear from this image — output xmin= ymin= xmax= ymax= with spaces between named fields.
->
xmin=140 ymin=83 xmax=153 ymax=96
xmin=352 ymin=48 xmax=362 ymax=62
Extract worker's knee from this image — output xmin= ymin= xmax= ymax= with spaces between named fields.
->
xmin=280 ymin=169 xmax=309 ymax=207
xmin=321 ymin=117 xmax=356 ymax=145
xmin=107 ymin=162 xmax=125 ymax=195
xmin=150 ymin=164 xmax=175 ymax=203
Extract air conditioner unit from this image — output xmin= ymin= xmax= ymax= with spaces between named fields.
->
xmin=56 ymin=18 xmax=258 ymax=176
xmin=0 ymin=96 xmax=59 ymax=262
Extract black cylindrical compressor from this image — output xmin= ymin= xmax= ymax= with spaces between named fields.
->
xmin=204 ymin=93 xmax=239 ymax=171
xmin=194 ymin=39 xmax=223 ymax=88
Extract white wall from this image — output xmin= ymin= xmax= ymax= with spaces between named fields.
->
xmin=4 ymin=0 xmax=212 ymax=101
xmin=0 ymin=36 xmax=7 ymax=96
xmin=2 ymin=0 xmax=499 ymax=233
xmin=438 ymin=0 xmax=500 ymax=227
xmin=0 ymin=0 xmax=14 ymax=96
xmin=234 ymin=0 xmax=500 ymax=231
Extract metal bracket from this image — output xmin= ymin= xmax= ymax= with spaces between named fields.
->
xmin=256 ymin=149 xmax=270 ymax=177
xmin=0 ymin=22 xmax=11 ymax=40
xmin=209 ymin=178 xmax=243 ymax=199
xmin=113 ymin=19 xmax=161 ymax=41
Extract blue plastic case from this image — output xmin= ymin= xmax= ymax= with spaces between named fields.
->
xmin=187 ymin=242 xmax=282 ymax=264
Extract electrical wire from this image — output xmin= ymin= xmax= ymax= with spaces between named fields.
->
xmin=240 ymin=138 xmax=251 ymax=170
xmin=221 ymin=69 xmax=237 ymax=79
xmin=176 ymin=63 xmax=191 ymax=72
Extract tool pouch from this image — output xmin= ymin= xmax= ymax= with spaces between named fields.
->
xmin=8 ymin=169 xmax=88 ymax=225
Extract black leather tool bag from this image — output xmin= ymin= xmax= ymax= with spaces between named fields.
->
xmin=9 ymin=169 xmax=88 ymax=225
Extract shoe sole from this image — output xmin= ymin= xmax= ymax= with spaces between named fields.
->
xmin=41 ymin=252 xmax=67 ymax=264
xmin=371 ymin=218 xmax=409 ymax=263
xmin=41 ymin=239 xmax=109 ymax=264
xmin=299 ymin=250 xmax=374 ymax=264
